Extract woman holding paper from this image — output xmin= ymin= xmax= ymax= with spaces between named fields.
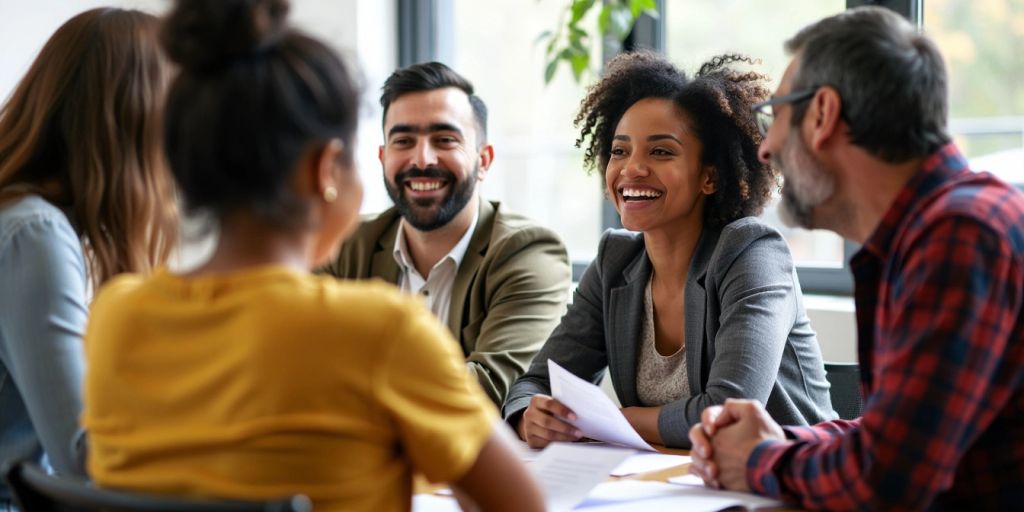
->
xmin=504 ymin=52 xmax=836 ymax=449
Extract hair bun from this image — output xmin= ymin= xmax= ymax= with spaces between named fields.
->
xmin=161 ymin=0 xmax=289 ymax=73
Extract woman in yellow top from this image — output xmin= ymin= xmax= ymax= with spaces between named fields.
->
xmin=81 ymin=1 xmax=544 ymax=511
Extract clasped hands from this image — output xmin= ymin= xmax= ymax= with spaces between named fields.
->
xmin=688 ymin=398 xmax=787 ymax=492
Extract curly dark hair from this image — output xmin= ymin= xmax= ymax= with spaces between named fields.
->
xmin=575 ymin=51 xmax=777 ymax=228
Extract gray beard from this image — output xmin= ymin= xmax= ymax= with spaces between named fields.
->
xmin=775 ymin=131 xmax=835 ymax=229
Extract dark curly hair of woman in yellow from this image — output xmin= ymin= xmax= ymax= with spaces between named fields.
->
xmin=575 ymin=51 xmax=777 ymax=228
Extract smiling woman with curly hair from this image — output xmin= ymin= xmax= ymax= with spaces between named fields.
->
xmin=504 ymin=51 xmax=836 ymax=449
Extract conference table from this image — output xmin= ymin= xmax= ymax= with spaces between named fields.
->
xmin=414 ymin=444 xmax=795 ymax=510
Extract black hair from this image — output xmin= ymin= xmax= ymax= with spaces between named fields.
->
xmin=380 ymin=61 xmax=488 ymax=145
xmin=785 ymin=6 xmax=950 ymax=162
xmin=575 ymin=51 xmax=777 ymax=228
xmin=161 ymin=0 xmax=360 ymax=228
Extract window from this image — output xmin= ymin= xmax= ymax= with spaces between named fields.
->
xmin=665 ymin=1 xmax=849 ymax=273
xmin=925 ymin=0 xmax=1024 ymax=187
xmin=447 ymin=0 xmax=605 ymax=264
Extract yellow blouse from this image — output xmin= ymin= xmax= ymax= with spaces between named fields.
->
xmin=83 ymin=266 xmax=494 ymax=512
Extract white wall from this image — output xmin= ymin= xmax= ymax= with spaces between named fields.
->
xmin=0 ymin=0 xmax=396 ymax=270
xmin=0 ymin=1 xmax=170 ymax=101
xmin=804 ymin=295 xmax=857 ymax=363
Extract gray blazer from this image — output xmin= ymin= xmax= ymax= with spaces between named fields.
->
xmin=503 ymin=217 xmax=836 ymax=448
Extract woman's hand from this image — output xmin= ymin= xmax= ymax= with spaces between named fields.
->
xmin=516 ymin=394 xmax=582 ymax=448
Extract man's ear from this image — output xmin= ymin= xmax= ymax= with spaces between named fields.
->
xmin=701 ymin=166 xmax=717 ymax=195
xmin=807 ymin=86 xmax=843 ymax=151
xmin=475 ymin=143 xmax=495 ymax=182
xmin=378 ymin=145 xmax=385 ymax=166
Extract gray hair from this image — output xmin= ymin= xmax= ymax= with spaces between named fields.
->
xmin=785 ymin=6 xmax=950 ymax=163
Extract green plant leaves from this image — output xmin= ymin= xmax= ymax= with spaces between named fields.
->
xmin=541 ymin=0 xmax=659 ymax=85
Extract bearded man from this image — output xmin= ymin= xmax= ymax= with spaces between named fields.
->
xmin=323 ymin=62 xmax=571 ymax=406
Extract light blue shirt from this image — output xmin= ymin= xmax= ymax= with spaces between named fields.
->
xmin=0 ymin=195 xmax=87 ymax=500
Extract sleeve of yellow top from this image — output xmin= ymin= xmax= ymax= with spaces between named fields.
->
xmin=375 ymin=302 xmax=496 ymax=484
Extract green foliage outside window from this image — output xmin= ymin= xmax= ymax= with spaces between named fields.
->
xmin=925 ymin=0 xmax=1024 ymax=158
xmin=538 ymin=0 xmax=658 ymax=84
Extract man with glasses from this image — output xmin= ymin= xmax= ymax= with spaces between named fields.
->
xmin=689 ymin=6 xmax=1024 ymax=509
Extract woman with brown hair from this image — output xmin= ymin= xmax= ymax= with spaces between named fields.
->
xmin=0 ymin=7 xmax=176 ymax=504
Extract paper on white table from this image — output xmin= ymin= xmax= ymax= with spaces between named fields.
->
xmin=548 ymin=360 xmax=656 ymax=451
xmin=667 ymin=473 xmax=705 ymax=486
xmin=666 ymin=476 xmax=786 ymax=510
xmin=531 ymin=442 xmax=634 ymax=512
xmin=412 ymin=494 xmax=460 ymax=512
xmin=515 ymin=440 xmax=543 ymax=462
xmin=577 ymin=480 xmax=786 ymax=511
xmin=610 ymin=453 xmax=692 ymax=476
xmin=575 ymin=480 xmax=751 ymax=511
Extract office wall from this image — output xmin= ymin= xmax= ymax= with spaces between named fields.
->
xmin=804 ymin=295 xmax=857 ymax=363
xmin=0 ymin=0 xmax=397 ymax=270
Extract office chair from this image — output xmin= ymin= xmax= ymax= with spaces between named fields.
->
xmin=1 ymin=460 xmax=312 ymax=512
xmin=824 ymin=362 xmax=864 ymax=420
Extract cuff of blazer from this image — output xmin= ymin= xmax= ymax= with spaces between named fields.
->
xmin=502 ymin=396 xmax=531 ymax=423
xmin=657 ymin=399 xmax=694 ymax=449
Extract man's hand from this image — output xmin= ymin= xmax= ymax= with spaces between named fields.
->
xmin=689 ymin=403 xmax=735 ymax=488
xmin=516 ymin=395 xmax=582 ymax=449
xmin=689 ymin=399 xmax=786 ymax=491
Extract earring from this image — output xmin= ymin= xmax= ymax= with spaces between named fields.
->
xmin=323 ymin=186 xmax=338 ymax=202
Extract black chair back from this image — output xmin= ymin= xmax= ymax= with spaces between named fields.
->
xmin=824 ymin=361 xmax=864 ymax=420
xmin=1 ymin=460 xmax=311 ymax=512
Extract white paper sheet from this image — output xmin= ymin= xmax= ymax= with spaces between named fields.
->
xmin=609 ymin=453 xmax=692 ymax=476
xmin=575 ymin=479 xmax=786 ymax=511
xmin=667 ymin=473 xmax=705 ymax=486
xmin=666 ymin=476 xmax=787 ymax=510
xmin=548 ymin=360 xmax=656 ymax=451
xmin=411 ymin=494 xmax=460 ymax=512
xmin=531 ymin=443 xmax=634 ymax=512
xmin=575 ymin=480 xmax=746 ymax=511
xmin=515 ymin=440 xmax=543 ymax=462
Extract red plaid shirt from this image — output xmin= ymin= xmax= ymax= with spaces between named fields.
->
xmin=747 ymin=144 xmax=1024 ymax=510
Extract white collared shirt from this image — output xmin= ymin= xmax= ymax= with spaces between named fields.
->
xmin=393 ymin=211 xmax=478 ymax=326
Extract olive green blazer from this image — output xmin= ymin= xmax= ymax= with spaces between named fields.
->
xmin=322 ymin=200 xmax=571 ymax=405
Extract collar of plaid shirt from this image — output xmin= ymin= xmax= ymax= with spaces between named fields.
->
xmin=855 ymin=143 xmax=969 ymax=262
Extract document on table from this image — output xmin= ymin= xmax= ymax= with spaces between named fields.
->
xmin=576 ymin=480 xmax=786 ymax=511
xmin=514 ymin=440 xmax=543 ymax=462
xmin=610 ymin=452 xmax=692 ymax=476
xmin=666 ymin=475 xmax=787 ymax=509
xmin=530 ymin=442 xmax=634 ymax=512
xmin=412 ymin=494 xmax=460 ymax=512
xmin=548 ymin=359 xmax=656 ymax=451
xmin=667 ymin=473 xmax=705 ymax=486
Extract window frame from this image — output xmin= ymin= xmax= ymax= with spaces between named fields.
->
xmin=398 ymin=0 xmax=921 ymax=294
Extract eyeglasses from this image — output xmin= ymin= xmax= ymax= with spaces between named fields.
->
xmin=752 ymin=88 xmax=817 ymax=136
